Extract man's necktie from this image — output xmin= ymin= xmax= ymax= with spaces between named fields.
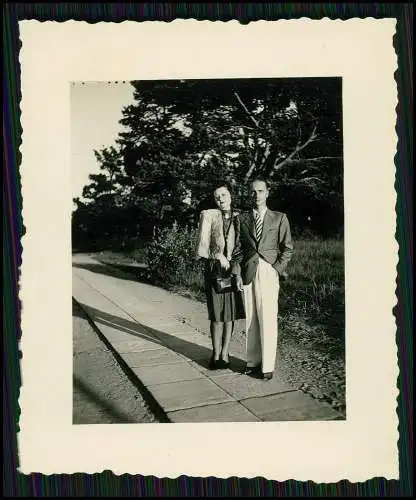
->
xmin=255 ymin=212 xmax=263 ymax=242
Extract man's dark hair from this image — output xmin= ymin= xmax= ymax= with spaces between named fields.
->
xmin=249 ymin=177 xmax=271 ymax=190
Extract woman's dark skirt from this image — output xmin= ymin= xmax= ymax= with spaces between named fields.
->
xmin=204 ymin=259 xmax=246 ymax=322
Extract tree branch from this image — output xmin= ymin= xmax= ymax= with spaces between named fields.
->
xmin=269 ymin=122 xmax=318 ymax=178
xmin=244 ymin=140 xmax=271 ymax=181
xmin=259 ymin=143 xmax=271 ymax=171
xmin=233 ymin=91 xmax=259 ymax=128
xmin=283 ymin=156 xmax=342 ymax=164
xmin=298 ymin=176 xmax=325 ymax=184
xmin=296 ymin=118 xmax=302 ymax=148
xmin=245 ymin=162 xmax=257 ymax=181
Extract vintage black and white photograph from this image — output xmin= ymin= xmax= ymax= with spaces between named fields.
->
xmin=18 ymin=17 xmax=399 ymax=480
xmin=71 ymin=77 xmax=345 ymax=424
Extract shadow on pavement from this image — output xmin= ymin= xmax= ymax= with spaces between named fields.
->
xmin=73 ymin=375 xmax=139 ymax=425
xmin=72 ymin=261 xmax=152 ymax=284
xmin=73 ymin=301 xmax=245 ymax=374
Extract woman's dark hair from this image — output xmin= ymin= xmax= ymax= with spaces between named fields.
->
xmin=196 ymin=181 xmax=234 ymax=211
xmin=210 ymin=180 xmax=235 ymax=211
xmin=212 ymin=180 xmax=233 ymax=195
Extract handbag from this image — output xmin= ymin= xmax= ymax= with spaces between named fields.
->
xmin=213 ymin=275 xmax=234 ymax=294
xmin=211 ymin=260 xmax=237 ymax=294
xmin=211 ymin=215 xmax=237 ymax=294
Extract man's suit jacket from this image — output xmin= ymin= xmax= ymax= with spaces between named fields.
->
xmin=235 ymin=209 xmax=294 ymax=285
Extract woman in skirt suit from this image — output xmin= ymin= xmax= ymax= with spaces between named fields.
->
xmin=196 ymin=182 xmax=245 ymax=370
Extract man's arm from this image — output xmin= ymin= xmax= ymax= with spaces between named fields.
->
xmin=273 ymin=214 xmax=294 ymax=276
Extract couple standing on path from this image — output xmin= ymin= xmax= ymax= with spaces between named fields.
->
xmin=196 ymin=178 xmax=294 ymax=381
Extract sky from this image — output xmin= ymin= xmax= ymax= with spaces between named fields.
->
xmin=70 ymin=81 xmax=136 ymax=202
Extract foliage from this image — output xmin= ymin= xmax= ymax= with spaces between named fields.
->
xmin=118 ymin=78 xmax=343 ymax=212
xmin=144 ymin=222 xmax=203 ymax=290
xmin=71 ymin=199 xmax=152 ymax=252
xmin=72 ymin=78 xmax=344 ymax=251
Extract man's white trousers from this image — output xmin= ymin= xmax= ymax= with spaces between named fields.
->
xmin=243 ymin=257 xmax=280 ymax=373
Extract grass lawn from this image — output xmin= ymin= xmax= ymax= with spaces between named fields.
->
xmin=279 ymin=238 xmax=345 ymax=336
xmin=90 ymin=248 xmax=148 ymax=267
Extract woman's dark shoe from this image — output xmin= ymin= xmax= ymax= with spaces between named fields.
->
xmin=219 ymin=358 xmax=230 ymax=369
xmin=209 ymin=356 xmax=222 ymax=370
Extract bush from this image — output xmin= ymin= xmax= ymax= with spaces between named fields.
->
xmin=144 ymin=222 xmax=204 ymax=293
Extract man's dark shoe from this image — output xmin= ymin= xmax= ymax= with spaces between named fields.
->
xmin=262 ymin=372 xmax=273 ymax=381
xmin=243 ymin=364 xmax=261 ymax=376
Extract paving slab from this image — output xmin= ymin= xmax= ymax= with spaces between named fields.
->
xmin=133 ymin=362 xmax=205 ymax=387
xmin=73 ymin=280 xmax=159 ymax=350
xmin=121 ymin=348 xmax=184 ymax=368
xmin=148 ymin=378 xmax=234 ymax=412
xmin=160 ymin=339 xmax=213 ymax=365
xmin=161 ymin=332 xmax=213 ymax=347
xmin=75 ymin=265 xmax=207 ymax=344
xmin=209 ymin=372 xmax=295 ymax=400
xmin=167 ymin=401 xmax=262 ymax=423
xmin=110 ymin=338 xmax=165 ymax=354
xmin=159 ymin=325 xmax=207 ymax=337
xmin=188 ymin=356 xmax=247 ymax=375
xmin=73 ymin=277 xmax=154 ymax=350
xmin=75 ymin=267 xmax=137 ymax=298
xmin=187 ymin=359 xmax=228 ymax=374
xmin=92 ymin=322 xmax=143 ymax=345
xmin=241 ymin=390 xmax=341 ymax=421
xmin=73 ymin=274 xmax=132 ymax=320
xmin=138 ymin=325 xmax=202 ymax=342
xmin=90 ymin=316 xmax=163 ymax=344
xmin=151 ymin=338 xmax=211 ymax=362
xmin=73 ymin=266 xmax=156 ymax=316
xmin=140 ymin=319 xmax=187 ymax=330
xmin=119 ymin=323 xmax=171 ymax=344
xmin=135 ymin=314 xmax=176 ymax=323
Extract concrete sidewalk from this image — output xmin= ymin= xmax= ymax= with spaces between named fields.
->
xmin=72 ymin=254 xmax=341 ymax=423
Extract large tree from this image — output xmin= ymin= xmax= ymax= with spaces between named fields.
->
xmin=73 ymin=77 xmax=343 ymax=246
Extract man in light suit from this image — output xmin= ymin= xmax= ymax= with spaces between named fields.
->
xmin=234 ymin=178 xmax=294 ymax=380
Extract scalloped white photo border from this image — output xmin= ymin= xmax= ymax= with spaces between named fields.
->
xmin=18 ymin=18 xmax=399 ymax=481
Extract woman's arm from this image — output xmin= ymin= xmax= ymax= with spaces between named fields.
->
xmin=196 ymin=210 xmax=210 ymax=260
